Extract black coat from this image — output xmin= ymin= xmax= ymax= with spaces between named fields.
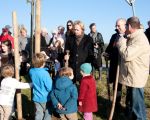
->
xmin=88 ymin=32 xmax=104 ymax=68
xmin=105 ymin=33 xmax=119 ymax=83
xmin=145 ymin=28 xmax=150 ymax=44
xmin=65 ymin=34 xmax=95 ymax=82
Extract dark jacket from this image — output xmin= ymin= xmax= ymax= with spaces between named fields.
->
xmin=145 ymin=27 xmax=150 ymax=44
xmin=50 ymin=76 xmax=78 ymax=114
xmin=78 ymin=75 xmax=98 ymax=112
xmin=65 ymin=34 xmax=95 ymax=82
xmin=105 ymin=33 xmax=119 ymax=83
xmin=88 ymin=32 xmax=104 ymax=68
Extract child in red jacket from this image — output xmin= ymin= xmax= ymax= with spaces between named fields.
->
xmin=78 ymin=63 xmax=98 ymax=120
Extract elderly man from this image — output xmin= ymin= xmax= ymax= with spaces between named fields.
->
xmin=117 ymin=17 xmax=150 ymax=119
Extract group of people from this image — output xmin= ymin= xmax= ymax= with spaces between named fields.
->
xmin=0 ymin=16 xmax=150 ymax=120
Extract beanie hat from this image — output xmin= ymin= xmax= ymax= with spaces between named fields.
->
xmin=80 ymin=63 xmax=92 ymax=74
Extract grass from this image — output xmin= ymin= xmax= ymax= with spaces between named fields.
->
xmin=20 ymin=68 xmax=150 ymax=120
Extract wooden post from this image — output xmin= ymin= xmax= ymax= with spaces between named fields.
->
xmin=35 ymin=0 xmax=41 ymax=53
xmin=12 ymin=11 xmax=23 ymax=120
xmin=108 ymin=65 xmax=119 ymax=120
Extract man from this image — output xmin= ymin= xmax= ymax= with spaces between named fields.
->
xmin=104 ymin=18 xmax=126 ymax=108
xmin=88 ymin=23 xmax=104 ymax=80
xmin=145 ymin=20 xmax=150 ymax=44
xmin=117 ymin=17 xmax=150 ymax=119
xmin=65 ymin=20 xmax=94 ymax=83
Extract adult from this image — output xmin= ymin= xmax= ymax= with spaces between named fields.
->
xmin=88 ymin=23 xmax=104 ymax=80
xmin=65 ymin=20 xmax=75 ymax=40
xmin=0 ymin=27 xmax=14 ymax=49
xmin=117 ymin=17 xmax=150 ymax=119
xmin=57 ymin=26 xmax=66 ymax=49
xmin=65 ymin=20 xmax=95 ymax=83
xmin=18 ymin=26 xmax=30 ymax=53
xmin=41 ymin=27 xmax=51 ymax=46
xmin=145 ymin=20 xmax=150 ymax=44
xmin=104 ymin=18 xmax=127 ymax=109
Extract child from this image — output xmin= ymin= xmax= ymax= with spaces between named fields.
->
xmin=78 ymin=63 xmax=98 ymax=120
xmin=0 ymin=64 xmax=32 ymax=120
xmin=29 ymin=52 xmax=52 ymax=120
xmin=50 ymin=67 xmax=78 ymax=120
xmin=20 ymin=50 xmax=30 ymax=76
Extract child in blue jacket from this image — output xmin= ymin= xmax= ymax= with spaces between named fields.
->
xmin=29 ymin=52 xmax=52 ymax=120
xmin=51 ymin=67 xmax=78 ymax=120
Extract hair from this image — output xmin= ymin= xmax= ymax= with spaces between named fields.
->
xmin=1 ymin=64 xmax=14 ymax=77
xmin=59 ymin=67 xmax=73 ymax=77
xmin=20 ymin=50 xmax=29 ymax=59
xmin=1 ymin=40 xmax=12 ymax=50
xmin=20 ymin=26 xmax=27 ymax=33
xmin=127 ymin=17 xmax=140 ymax=29
xmin=89 ymin=23 xmax=96 ymax=29
xmin=66 ymin=20 xmax=74 ymax=30
xmin=148 ymin=20 xmax=150 ymax=26
xmin=32 ymin=52 xmax=46 ymax=68
xmin=74 ymin=20 xmax=85 ymax=31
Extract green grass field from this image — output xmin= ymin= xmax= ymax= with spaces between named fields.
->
xmin=20 ymin=69 xmax=150 ymax=120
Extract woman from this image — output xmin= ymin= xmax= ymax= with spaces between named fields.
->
xmin=65 ymin=20 xmax=75 ymax=40
xmin=65 ymin=20 xmax=95 ymax=83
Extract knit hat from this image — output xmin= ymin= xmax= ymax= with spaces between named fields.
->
xmin=80 ymin=63 xmax=92 ymax=74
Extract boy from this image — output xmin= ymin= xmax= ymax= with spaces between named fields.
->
xmin=29 ymin=52 xmax=52 ymax=120
xmin=0 ymin=64 xmax=31 ymax=120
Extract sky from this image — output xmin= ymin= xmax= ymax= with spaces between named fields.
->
xmin=0 ymin=0 xmax=150 ymax=43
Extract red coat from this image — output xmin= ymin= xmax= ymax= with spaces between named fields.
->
xmin=78 ymin=75 xmax=98 ymax=112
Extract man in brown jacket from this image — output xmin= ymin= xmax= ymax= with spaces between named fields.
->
xmin=117 ymin=17 xmax=150 ymax=119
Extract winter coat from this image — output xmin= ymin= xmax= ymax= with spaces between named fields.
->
xmin=78 ymin=75 xmax=98 ymax=112
xmin=145 ymin=27 xmax=150 ymax=44
xmin=105 ymin=33 xmax=119 ymax=83
xmin=50 ymin=76 xmax=78 ymax=114
xmin=88 ymin=32 xmax=104 ymax=68
xmin=65 ymin=34 xmax=95 ymax=82
xmin=117 ymin=29 xmax=150 ymax=88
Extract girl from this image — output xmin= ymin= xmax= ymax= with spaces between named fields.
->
xmin=78 ymin=63 xmax=98 ymax=120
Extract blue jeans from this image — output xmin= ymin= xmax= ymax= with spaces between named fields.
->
xmin=126 ymin=87 xmax=147 ymax=120
xmin=34 ymin=102 xmax=51 ymax=120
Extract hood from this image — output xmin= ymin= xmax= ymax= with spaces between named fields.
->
xmin=55 ymin=76 xmax=73 ymax=90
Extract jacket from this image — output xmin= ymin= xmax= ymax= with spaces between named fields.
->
xmin=50 ymin=76 xmax=78 ymax=114
xmin=78 ymin=75 xmax=98 ymax=112
xmin=88 ymin=32 xmax=104 ymax=68
xmin=117 ymin=29 xmax=150 ymax=88
xmin=29 ymin=67 xmax=52 ymax=103
xmin=65 ymin=34 xmax=95 ymax=82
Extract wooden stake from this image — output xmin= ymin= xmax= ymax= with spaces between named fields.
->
xmin=12 ymin=11 xmax=22 ymax=120
xmin=35 ymin=0 xmax=41 ymax=53
xmin=65 ymin=50 xmax=70 ymax=67
xmin=108 ymin=65 xmax=119 ymax=120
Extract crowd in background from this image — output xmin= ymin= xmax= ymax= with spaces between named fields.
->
xmin=0 ymin=17 xmax=150 ymax=120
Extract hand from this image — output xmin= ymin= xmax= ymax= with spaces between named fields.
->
xmin=94 ymin=43 xmax=99 ymax=48
xmin=57 ymin=103 xmax=63 ymax=110
xmin=79 ymin=101 xmax=82 ymax=106
xmin=64 ymin=54 xmax=70 ymax=61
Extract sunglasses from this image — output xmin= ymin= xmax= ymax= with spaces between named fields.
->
xmin=67 ymin=24 xmax=72 ymax=26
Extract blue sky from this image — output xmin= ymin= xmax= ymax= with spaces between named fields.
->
xmin=0 ymin=0 xmax=150 ymax=43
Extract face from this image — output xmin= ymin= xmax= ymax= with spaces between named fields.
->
xmin=2 ymin=43 xmax=9 ymax=53
xmin=74 ymin=24 xmax=83 ymax=37
xmin=67 ymin=23 xmax=73 ymax=30
xmin=116 ymin=20 xmax=126 ymax=34
xmin=20 ymin=29 xmax=27 ymax=37
xmin=91 ymin=25 xmax=97 ymax=33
